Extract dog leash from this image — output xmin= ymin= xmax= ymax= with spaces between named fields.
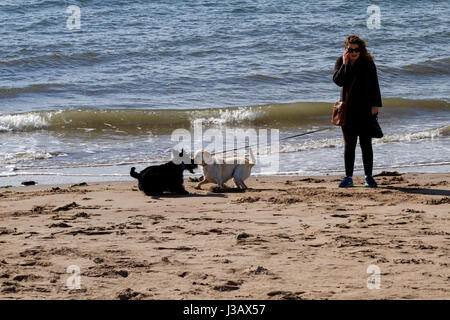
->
xmin=210 ymin=127 xmax=328 ymax=156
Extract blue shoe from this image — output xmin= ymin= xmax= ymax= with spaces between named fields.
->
xmin=338 ymin=176 xmax=354 ymax=188
xmin=365 ymin=176 xmax=378 ymax=188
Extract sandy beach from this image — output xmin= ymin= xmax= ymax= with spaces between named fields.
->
xmin=0 ymin=173 xmax=449 ymax=300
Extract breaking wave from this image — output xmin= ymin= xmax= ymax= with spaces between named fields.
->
xmin=0 ymin=98 xmax=448 ymax=134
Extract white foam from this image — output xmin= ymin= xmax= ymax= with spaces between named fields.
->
xmin=279 ymin=137 xmax=343 ymax=153
xmin=11 ymin=158 xmax=169 ymax=170
xmin=279 ymin=127 xmax=448 ymax=154
xmin=380 ymin=127 xmax=445 ymax=143
xmin=0 ymin=151 xmax=55 ymax=164
xmin=192 ymin=107 xmax=262 ymax=126
xmin=0 ymin=113 xmax=49 ymax=132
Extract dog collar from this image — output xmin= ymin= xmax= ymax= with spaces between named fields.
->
xmin=181 ymin=161 xmax=185 ymax=169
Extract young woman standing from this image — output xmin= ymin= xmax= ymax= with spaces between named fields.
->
xmin=333 ymin=34 xmax=382 ymax=188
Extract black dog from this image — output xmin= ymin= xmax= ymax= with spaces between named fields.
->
xmin=130 ymin=149 xmax=197 ymax=196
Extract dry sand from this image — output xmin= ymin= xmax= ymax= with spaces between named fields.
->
xmin=0 ymin=173 xmax=449 ymax=300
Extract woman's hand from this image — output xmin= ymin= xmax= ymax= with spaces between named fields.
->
xmin=371 ymin=107 xmax=379 ymax=115
xmin=342 ymin=50 xmax=350 ymax=65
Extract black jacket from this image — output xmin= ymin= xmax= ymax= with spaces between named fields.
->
xmin=333 ymin=56 xmax=382 ymax=135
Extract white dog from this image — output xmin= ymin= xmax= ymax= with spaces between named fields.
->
xmin=193 ymin=148 xmax=256 ymax=190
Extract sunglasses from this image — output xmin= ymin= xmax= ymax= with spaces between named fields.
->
xmin=347 ymin=48 xmax=360 ymax=53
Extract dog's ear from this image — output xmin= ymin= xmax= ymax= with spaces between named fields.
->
xmin=171 ymin=148 xmax=182 ymax=164
xmin=202 ymin=151 xmax=214 ymax=165
xmin=194 ymin=150 xmax=211 ymax=166
xmin=187 ymin=164 xmax=196 ymax=174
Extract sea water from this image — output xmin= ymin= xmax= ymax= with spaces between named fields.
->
xmin=0 ymin=0 xmax=449 ymax=185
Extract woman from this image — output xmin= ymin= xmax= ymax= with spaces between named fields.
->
xmin=333 ymin=34 xmax=382 ymax=188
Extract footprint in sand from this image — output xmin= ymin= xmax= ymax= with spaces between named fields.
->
xmin=246 ymin=266 xmax=274 ymax=276
xmin=117 ymin=288 xmax=148 ymax=300
xmin=213 ymin=280 xmax=243 ymax=292
xmin=267 ymin=290 xmax=304 ymax=300
xmin=48 ymin=222 xmax=72 ymax=228
xmin=12 ymin=274 xmax=42 ymax=282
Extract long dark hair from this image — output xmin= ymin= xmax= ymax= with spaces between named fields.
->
xmin=344 ymin=34 xmax=374 ymax=62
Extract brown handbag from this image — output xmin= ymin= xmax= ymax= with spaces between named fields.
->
xmin=332 ymin=73 xmax=357 ymax=126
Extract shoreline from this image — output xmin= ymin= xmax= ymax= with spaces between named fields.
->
xmin=2 ymin=161 xmax=450 ymax=188
xmin=0 ymin=173 xmax=449 ymax=299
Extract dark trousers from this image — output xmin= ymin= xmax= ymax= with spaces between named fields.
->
xmin=342 ymin=131 xmax=373 ymax=177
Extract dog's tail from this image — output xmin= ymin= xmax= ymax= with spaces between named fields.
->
xmin=248 ymin=147 xmax=256 ymax=165
xmin=130 ymin=167 xmax=140 ymax=179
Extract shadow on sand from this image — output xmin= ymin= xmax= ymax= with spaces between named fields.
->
xmin=381 ymin=186 xmax=450 ymax=197
xmin=150 ymin=193 xmax=227 ymax=200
